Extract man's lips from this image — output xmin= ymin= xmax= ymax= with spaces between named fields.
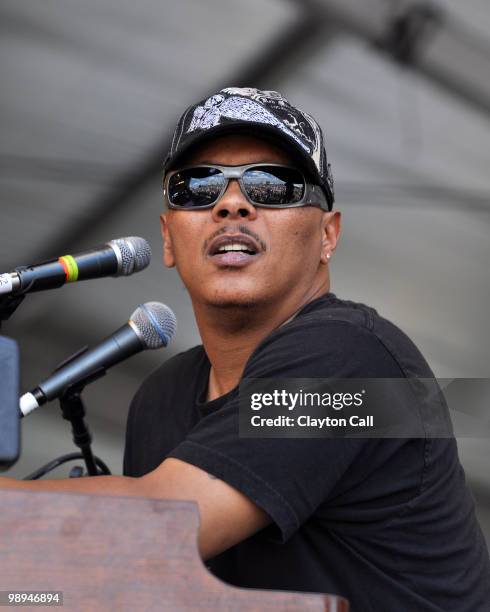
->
xmin=206 ymin=234 xmax=263 ymax=268
xmin=211 ymin=251 xmax=257 ymax=266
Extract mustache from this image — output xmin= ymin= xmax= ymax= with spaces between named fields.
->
xmin=202 ymin=225 xmax=267 ymax=254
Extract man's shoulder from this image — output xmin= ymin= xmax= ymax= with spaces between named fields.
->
xmin=290 ymin=293 xmax=407 ymax=338
xmin=251 ymin=293 xmax=434 ymax=379
xmin=319 ymin=294 xmax=435 ymax=379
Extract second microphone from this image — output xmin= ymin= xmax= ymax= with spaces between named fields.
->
xmin=19 ymin=302 xmax=177 ymax=417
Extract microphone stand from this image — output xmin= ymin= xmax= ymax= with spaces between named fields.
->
xmin=23 ymin=354 xmax=112 ymax=480
xmin=59 ymin=378 xmax=108 ymax=477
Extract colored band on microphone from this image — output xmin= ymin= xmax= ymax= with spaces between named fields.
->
xmin=58 ymin=255 xmax=79 ymax=282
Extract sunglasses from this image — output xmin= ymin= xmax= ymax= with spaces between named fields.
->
xmin=163 ymin=163 xmax=330 ymax=211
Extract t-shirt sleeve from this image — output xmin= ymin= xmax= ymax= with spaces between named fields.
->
xmin=168 ymin=316 xmax=404 ymax=542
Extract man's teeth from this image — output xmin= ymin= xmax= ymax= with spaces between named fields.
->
xmin=217 ymin=243 xmax=254 ymax=254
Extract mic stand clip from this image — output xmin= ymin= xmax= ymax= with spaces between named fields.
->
xmin=58 ymin=368 xmax=109 ymax=477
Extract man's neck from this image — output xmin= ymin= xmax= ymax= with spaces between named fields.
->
xmin=193 ymin=282 xmax=330 ymax=401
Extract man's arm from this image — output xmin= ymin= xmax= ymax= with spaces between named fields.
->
xmin=0 ymin=458 xmax=271 ymax=560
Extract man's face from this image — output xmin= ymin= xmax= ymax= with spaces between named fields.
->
xmin=160 ymin=134 xmax=338 ymax=310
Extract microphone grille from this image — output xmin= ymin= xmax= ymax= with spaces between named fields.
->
xmin=130 ymin=302 xmax=177 ymax=349
xmin=109 ymin=237 xmax=152 ymax=276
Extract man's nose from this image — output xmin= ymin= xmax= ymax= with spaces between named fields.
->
xmin=211 ymin=179 xmax=258 ymax=220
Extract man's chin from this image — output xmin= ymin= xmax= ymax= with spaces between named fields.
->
xmin=198 ymin=282 xmax=268 ymax=310
xmin=201 ymin=287 xmax=265 ymax=310
xmin=204 ymin=296 xmax=260 ymax=310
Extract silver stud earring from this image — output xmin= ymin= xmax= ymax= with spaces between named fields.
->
xmin=326 ymin=253 xmax=331 ymax=259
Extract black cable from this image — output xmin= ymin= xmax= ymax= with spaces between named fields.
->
xmin=23 ymin=452 xmax=111 ymax=480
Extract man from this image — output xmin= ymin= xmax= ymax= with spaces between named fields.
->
xmin=1 ymin=88 xmax=489 ymax=610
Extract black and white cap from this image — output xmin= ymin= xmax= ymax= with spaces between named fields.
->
xmin=164 ymin=87 xmax=335 ymax=210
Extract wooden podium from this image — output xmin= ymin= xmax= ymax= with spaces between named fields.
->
xmin=0 ymin=489 xmax=348 ymax=611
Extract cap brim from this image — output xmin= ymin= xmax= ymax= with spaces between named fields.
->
xmin=164 ymin=121 xmax=316 ymax=179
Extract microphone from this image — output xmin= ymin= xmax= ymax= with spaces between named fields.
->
xmin=19 ymin=302 xmax=177 ymax=417
xmin=0 ymin=237 xmax=151 ymax=297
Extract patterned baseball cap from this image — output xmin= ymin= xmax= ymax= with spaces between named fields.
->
xmin=163 ymin=87 xmax=335 ymax=210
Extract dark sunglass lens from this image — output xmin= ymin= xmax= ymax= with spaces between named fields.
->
xmin=243 ymin=166 xmax=304 ymax=205
xmin=168 ymin=167 xmax=225 ymax=207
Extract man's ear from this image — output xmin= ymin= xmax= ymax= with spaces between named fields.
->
xmin=160 ymin=213 xmax=176 ymax=268
xmin=320 ymin=210 xmax=341 ymax=265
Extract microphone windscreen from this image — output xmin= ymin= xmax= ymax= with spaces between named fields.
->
xmin=109 ymin=237 xmax=152 ymax=276
xmin=130 ymin=302 xmax=177 ymax=349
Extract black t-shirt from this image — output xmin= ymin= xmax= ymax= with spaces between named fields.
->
xmin=124 ymin=293 xmax=490 ymax=611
